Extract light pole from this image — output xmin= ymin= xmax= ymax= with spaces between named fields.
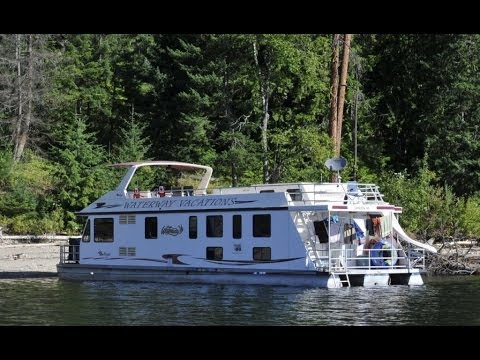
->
xmin=354 ymin=91 xmax=364 ymax=181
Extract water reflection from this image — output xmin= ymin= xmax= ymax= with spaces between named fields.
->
xmin=0 ymin=276 xmax=479 ymax=325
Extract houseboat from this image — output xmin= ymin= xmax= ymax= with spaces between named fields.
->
xmin=57 ymin=160 xmax=437 ymax=287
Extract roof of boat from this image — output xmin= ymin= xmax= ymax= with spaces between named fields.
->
xmin=110 ymin=161 xmax=212 ymax=171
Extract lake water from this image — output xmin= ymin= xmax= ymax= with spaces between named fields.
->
xmin=0 ymin=275 xmax=479 ymax=325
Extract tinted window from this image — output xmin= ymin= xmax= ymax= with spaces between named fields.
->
xmin=206 ymin=247 xmax=223 ymax=260
xmin=253 ymin=214 xmax=271 ymax=237
xmin=253 ymin=247 xmax=271 ymax=261
xmin=145 ymin=217 xmax=158 ymax=239
xmin=94 ymin=218 xmax=114 ymax=242
xmin=206 ymin=215 xmax=223 ymax=237
xmin=233 ymin=215 xmax=242 ymax=239
xmin=189 ymin=216 xmax=197 ymax=239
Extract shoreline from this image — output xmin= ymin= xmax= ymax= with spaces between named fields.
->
xmin=0 ymin=240 xmax=66 ymax=279
xmin=2 ymin=237 xmax=479 ymax=279
xmin=0 ymin=271 xmax=57 ymax=279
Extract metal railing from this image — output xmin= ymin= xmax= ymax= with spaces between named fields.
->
xmin=214 ymin=182 xmax=387 ymax=205
xmin=59 ymin=244 xmax=80 ymax=264
xmin=327 ymin=245 xmax=426 ymax=272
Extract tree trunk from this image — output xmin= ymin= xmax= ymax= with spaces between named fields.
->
xmin=328 ymin=34 xmax=340 ymax=181
xmin=18 ymin=35 xmax=33 ymax=162
xmin=336 ymin=34 xmax=352 ymax=157
xmin=231 ymin=161 xmax=238 ymax=187
xmin=329 ymin=35 xmax=340 ymax=152
xmin=253 ymin=38 xmax=270 ymax=184
xmin=13 ymin=34 xmax=23 ymax=162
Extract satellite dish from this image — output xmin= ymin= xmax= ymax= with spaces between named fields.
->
xmin=325 ymin=157 xmax=347 ymax=172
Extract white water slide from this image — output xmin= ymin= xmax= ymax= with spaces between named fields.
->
xmin=391 ymin=215 xmax=437 ymax=253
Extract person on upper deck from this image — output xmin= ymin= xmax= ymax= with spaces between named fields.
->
xmin=156 ymin=185 xmax=166 ymax=197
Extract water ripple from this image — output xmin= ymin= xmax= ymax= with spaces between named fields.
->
xmin=0 ymin=276 xmax=479 ymax=325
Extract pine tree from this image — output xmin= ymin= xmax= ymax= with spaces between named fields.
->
xmin=50 ymin=115 xmax=108 ymax=231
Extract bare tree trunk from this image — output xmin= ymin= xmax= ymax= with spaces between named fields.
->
xmin=253 ymin=38 xmax=270 ymax=184
xmin=335 ymin=34 xmax=352 ymax=157
xmin=328 ymin=35 xmax=340 ymax=150
xmin=2 ymin=34 xmax=48 ymax=160
xmin=13 ymin=34 xmax=23 ymax=162
xmin=16 ymin=34 xmax=34 ymax=162
xmin=231 ymin=161 xmax=238 ymax=187
xmin=328 ymin=34 xmax=340 ymax=182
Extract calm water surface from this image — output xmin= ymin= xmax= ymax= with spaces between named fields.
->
xmin=0 ymin=276 xmax=479 ymax=325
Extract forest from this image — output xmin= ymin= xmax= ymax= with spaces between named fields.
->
xmin=1 ymin=34 xmax=480 ymax=239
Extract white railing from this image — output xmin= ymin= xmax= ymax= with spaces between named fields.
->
xmin=327 ymin=246 xmax=426 ymax=272
xmin=59 ymin=244 xmax=79 ymax=264
xmin=214 ymin=182 xmax=386 ymax=205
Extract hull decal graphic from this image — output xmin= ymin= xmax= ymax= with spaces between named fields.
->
xmin=82 ymin=257 xmax=168 ymax=263
xmin=199 ymin=256 xmax=304 ymax=266
xmin=161 ymin=225 xmax=183 ymax=236
xmin=95 ymin=202 xmax=122 ymax=209
xmin=162 ymin=254 xmax=188 ymax=265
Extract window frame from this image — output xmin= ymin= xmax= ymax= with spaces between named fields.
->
xmin=206 ymin=247 xmax=223 ymax=260
xmin=253 ymin=247 xmax=271 ymax=261
xmin=206 ymin=215 xmax=223 ymax=238
xmin=93 ymin=218 xmax=114 ymax=243
xmin=253 ymin=214 xmax=271 ymax=237
xmin=82 ymin=219 xmax=91 ymax=242
xmin=145 ymin=216 xmax=158 ymax=239
xmin=233 ymin=215 xmax=242 ymax=239
xmin=189 ymin=216 xmax=198 ymax=239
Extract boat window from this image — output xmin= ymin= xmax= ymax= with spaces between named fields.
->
xmin=82 ymin=219 xmax=91 ymax=242
xmin=206 ymin=247 xmax=223 ymax=260
xmin=314 ymin=220 xmax=329 ymax=244
xmin=253 ymin=247 xmax=271 ymax=261
xmin=189 ymin=216 xmax=197 ymax=239
xmin=260 ymin=189 xmax=274 ymax=193
xmin=206 ymin=215 xmax=223 ymax=237
xmin=253 ymin=214 xmax=271 ymax=237
xmin=145 ymin=217 xmax=158 ymax=239
xmin=287 ymin=188 xmax=302 ymax=201
xmin=94 ymin=218 xmax=114 ymax=242
xmin=233 ymin=215 xmax=242 ymax=239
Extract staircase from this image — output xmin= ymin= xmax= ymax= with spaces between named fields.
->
xmin=294 ymin=211 xmax=327 ymax=270
xmin=331 ymin=271 xmax=351 ymax=287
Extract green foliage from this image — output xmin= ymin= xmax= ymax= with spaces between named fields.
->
xmin=113 ymin=116 xmax=152 ymax=163
xmin=3 ymin=33 xmax=480 ymax=238
xmin=379 ymin=167 xmax=467 ymax=238
xmin=424 ymin=35 xmax=480 ymax=197
xmin=0 ymin=150 xmax=55 ymax=217
xmin=362 ymin=34 xmax=480 ymax=198
xmin=460 ymin=195 xmax=480 ymax=237
xmin=215 ymin=131 xmax=262 ymax=187
xmin=0 ymin=151 xmax=64 ymax=234
xmin=0 ymin=148 xmax=14 ymax=188
xmin=50 ymin=115 xmax=108 ymax=232
xmin=379 ymin=167 xmax=436 ymax=235
xmin=0 ymin=209 xmax=64 ymax=235
xmin=250 ymin=34 xmax=331 ymax=183
xmin=0 ymin=181 xmax=37 ymax=217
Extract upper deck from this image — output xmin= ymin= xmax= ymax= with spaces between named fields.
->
xmin=76 ymin=160 xmax=404 ymax=215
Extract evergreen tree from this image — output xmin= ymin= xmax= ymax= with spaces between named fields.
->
xmin=169 ymin=34 xmax=259 ymax=186
xmin=112 ymin=109 xmax=152 ymax=163
xmin=50 ymin=115 xmax=108 ymax=231
xmin=425 ymin=34 xmax=480 ymax=196
xmin=250 ymin=34 xmax=332 ymax=183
